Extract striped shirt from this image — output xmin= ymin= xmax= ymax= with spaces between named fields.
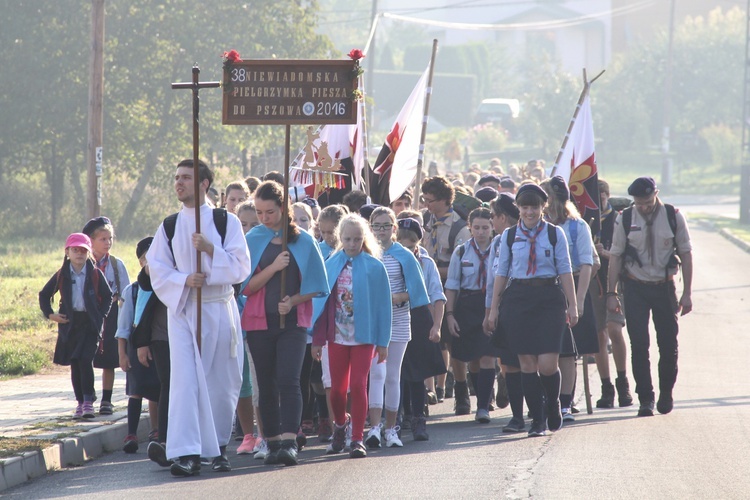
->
xmin=382 ymin=253 xmax=411 ymax=343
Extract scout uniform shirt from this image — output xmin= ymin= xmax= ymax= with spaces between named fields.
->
xmin=424 ymin=209 xmax=471 ymax=268
xmin=609 ymin=201 xmax=691 ymax=282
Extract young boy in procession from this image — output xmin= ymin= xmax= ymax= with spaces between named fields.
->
xmin=147 ymin=159 xmax=251 ymax=477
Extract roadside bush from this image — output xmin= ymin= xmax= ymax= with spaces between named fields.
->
xmin=0 ymin=345 xmax=48 ymax=376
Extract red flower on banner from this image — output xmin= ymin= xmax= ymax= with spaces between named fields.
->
xmin=223 ymin=49 xmax=242 ymax=63
xmin=348 ymin=49 xmax=365 ymax=61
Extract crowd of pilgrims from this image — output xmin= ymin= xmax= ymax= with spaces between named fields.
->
xmin=40 ymin=157 xmax=641 ymax=476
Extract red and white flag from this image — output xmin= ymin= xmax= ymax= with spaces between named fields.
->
xmin=370 ymin=65 xmax=429 ymax=206
xmin=554 ymin=94 xmax=601 ymax=234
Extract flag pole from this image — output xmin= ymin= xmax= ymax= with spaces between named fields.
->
xmin=359 ymin=75 xmax=371 ymax=198
xmin=413 ymin=39 xmax=439 ymax=208
xmin=280 ymin=124 xmax=291 ymax=329
xmin=550 ymin=69 xmax=604 ymax=178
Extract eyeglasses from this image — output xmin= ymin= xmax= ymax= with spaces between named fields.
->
xmin=370 ymin=223 xmax=394 ymax=231
xmin=420 ymin=196 xmax=437 ymax=204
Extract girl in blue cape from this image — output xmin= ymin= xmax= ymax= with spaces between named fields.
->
xmin=365 ymin=207 xmax=429 ymax=450
xmin=311 ymin=214 xmax=391 ymax=458
xmin=241 ymin=181 xmax=329 ymax=467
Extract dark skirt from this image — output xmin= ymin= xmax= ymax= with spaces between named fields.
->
xmin=125 ymin=339 xmax=161 ymax=401
xmin=401 ymin=305 xmax=447 ymax=382
xmin=53 ymin=312 xmax=99 ymax=366
xmin=561 ymin=282 xmax=600 ymax=356
xmin=94 ymin=302 xmax=119 ymax=369
xmin=451 ymin=291 xmax=501 ymax=362
xmin=499 ymin=281 xmax=568 ymax=355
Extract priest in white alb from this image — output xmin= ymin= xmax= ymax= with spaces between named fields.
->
xmin=147 ymin=159 xmax=251 ymax=477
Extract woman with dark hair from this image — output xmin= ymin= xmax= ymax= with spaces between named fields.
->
xmin=241 ymin=181 xmax=329 ymax=466
xmin=487 ymin=184 xmax=578 ymax=437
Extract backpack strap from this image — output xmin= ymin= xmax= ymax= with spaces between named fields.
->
xmin=506 ymin=223 xmax=558 ymax=271
xmin=567 ymin=220 xmax=579 ymax=269
xmin=163 ymin=209 xmax=228 ymax=260
xmin=110 ymin=255 xmax=122 ymax=297
xmin=448 ymin=216 xmax=467 ymax=253
xmin=664 ymin=203 xmax=677 ymax=236
xmin=622 ymin=206 xmax=633 ymax=237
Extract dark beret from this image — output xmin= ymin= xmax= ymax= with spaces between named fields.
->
xmin=516 ymin=183 xmax=548 ymax=203
xmin=499 ymin=176 xmax=516 ymax=189
xmin=478 ymin=174 xmax=502 ymax=185
xmin=493 ymin=192 xmax=520 ymax=220
xmin=397 ymin=217 xmax=423 ymax=240
xmin=475 ymin=186 xmax=499 ymax=203
xmin=136 ymin=236 xmax=154 ymax=259
xmin=359 ymin=203 xmax=379 ymax=221
xmin=82 ymin=216 xmax=112 ymax=236
xmin=301 ymin=197 xmax=319 ymax=209
xmin=627 ymin=176 xmax=657 ymax=197
xmin=549 ymin=175 xmax=570 ymax=201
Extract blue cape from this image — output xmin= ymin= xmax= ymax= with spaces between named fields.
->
xmin=243 ymin=225 xmax=329 ymax=298
xmin=311 ymin=250 xmax=392 ymax=347
xmin=382 ymin=242 xmax=429 ymax=308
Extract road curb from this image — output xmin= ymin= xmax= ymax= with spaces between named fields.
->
xmin=0 ymin=414 xmax=152 ymax=493
xmin=719 ymin=228 xmax=750 ymax=253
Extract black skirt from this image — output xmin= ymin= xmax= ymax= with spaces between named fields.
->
xmin=561 ymin=281 xmax=600 ymax=356
xmin=401 ymin=305 xmax=447 ymax=382
xmin=53 ymin=312 xmax=99 ymax=366
xmin=94 ymin=302 xmax=119 ymax=369
xmin=125 ymin=339 xmax=161 ymax=402
xmin=499 ymin=281 xmax=568 ymax=355
xmin=451 ymin=291 xmax=501 ymax=362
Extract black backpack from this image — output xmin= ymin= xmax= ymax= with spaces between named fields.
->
xmin=163 ymin=208 xmax=228 ymax=259
xmin=620 ymin=204 xmax=680 ymax=276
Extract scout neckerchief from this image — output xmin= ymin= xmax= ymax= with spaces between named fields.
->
xmin=641 ymin=201 xmax=662 ymax=265
xmin=429 ymin=210 xmax=452 ymax=260
xmin=600 ymin=202 xmax=613 ymax=224
xmin=469 ymin=238 xmax=491 ymax=292
xmin=517 ymin=220 xmax=545 ymax=276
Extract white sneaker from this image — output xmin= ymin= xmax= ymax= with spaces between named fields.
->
xmin=254 ymin=439 xmax=269 ymax=459
xmin=365 ymin=424 xmax=382 ymax=449
xmin=562 ymin=407 xmax=575 ymax=422
xmin=384 ymin=426 xmax=403 ymax=448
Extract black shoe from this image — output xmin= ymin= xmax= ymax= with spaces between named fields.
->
xmin=637 ymin=400 xmax=655 ymax=417
xmin=295 ymin=429 xmax=307 ymax=451
xmin=527 ymin=420 xmax=547 ymax=437
xmin=264 ymin=440 xmax=282 ymax=465
xmin=502 ymin=416 xmax=525 ymax=433
xmin=436 ymin=387 xmax=445 ymax=402
xmin=277 ymin=439 xmax=298 ymax=466
xmin=546 ymin=399 xmax=562 ymax=432
xmin=147 ymin=441 xmax=173 ymax=467
xmin=616 ymin=376 xmax=634 ymax=407
xmin=495 ymin=373 xmax=510 ymax=409
xmin=426 ymin=390 xmax=438 ymax=405
xmin=212 ymin=454 xmax=231 ymax=472
xmin=657 ymin=394 xmax=674 ymax=414
xmin=596 ymin=382 xmax=615 ymax=409
xmin=412 ymin=417 xmax=429 ymax=441
xmin=454 ymin=381 xmax=471 ymax=416
xmin=170 ymin=456 xmax=201 ymax=477
xmin=349 ymin=441 xmax=367 ymax=458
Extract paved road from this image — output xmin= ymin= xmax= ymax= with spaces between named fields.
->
xmin=5 ymin=222 xmax=750 ymax=499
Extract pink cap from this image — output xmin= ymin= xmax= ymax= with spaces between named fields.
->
xmin=65 ymin=233 xmax=92 ymax=253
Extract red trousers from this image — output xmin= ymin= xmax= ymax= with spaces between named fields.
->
xmin=328 ymin=342 xmax=374 ymax=442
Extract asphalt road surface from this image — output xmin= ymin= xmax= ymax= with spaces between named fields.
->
xmin=6 ymin=222 xmax=750 ymax=500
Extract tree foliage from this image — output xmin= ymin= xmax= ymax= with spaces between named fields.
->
xmin=0 ymin=0 xmax=334 ymax=238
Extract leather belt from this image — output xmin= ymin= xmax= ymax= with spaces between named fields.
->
xmin=625 ymin=273 xmax=672 ymax=286
xmin=514 ymin=277 xmax=558 ymax=287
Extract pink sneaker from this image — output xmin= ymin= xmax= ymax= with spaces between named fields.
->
xmin=82 ymin=401 xmax=95 ymax=419
xmin=73 ymin=403 xmax=83 ymax=419
xmin=237 ymin=434 xmax=257 ymax=454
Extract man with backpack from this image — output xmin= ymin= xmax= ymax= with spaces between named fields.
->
xmin=606 ymin=176 xmax=693 ymax=418
xmin=147 ymin=159 xmax=251 ymax=476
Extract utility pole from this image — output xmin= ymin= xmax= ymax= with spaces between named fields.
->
xmin=660 ymin=0 xmax=676 ymax=192
xmin=741 ymin=0 xmax=750 ymax=224
xmin=86 ymin=0 xmax=105 ymax=219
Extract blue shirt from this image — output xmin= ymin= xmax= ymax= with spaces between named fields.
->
xmin=445 ymin=239 xmax=492 ymax=291
xmin=70 ymin=264 xmax=87 ymax=311
xmin=485 ymin=234 xmax=504 ymax=307
xmin=560 ymin=218 xmax=594 ymax=273
xmin=495 ymin=221 xmax=572 ymax=279
xmin=115 ymin=283 xmax=135 ymax=340
xmin=418 ymin=247 xmax=446 ymax=304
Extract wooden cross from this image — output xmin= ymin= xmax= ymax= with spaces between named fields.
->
xmin=171 ymin=65 xmax=221 ymax=354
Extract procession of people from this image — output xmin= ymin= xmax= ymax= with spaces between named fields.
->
xmin=39 ymin=157 xmax=693 ymax=477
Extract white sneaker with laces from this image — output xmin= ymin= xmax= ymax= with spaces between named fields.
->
xmin=365 ymin=424 xmax=382 ymax=449
xmin=254 ymin=439 xmax=269 ymax=459
xmin=384 ymin=426 xmax=403 ymax=448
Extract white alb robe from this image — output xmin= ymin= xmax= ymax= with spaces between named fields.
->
xmin=147 ymin=203 xmax=251 ymax=460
